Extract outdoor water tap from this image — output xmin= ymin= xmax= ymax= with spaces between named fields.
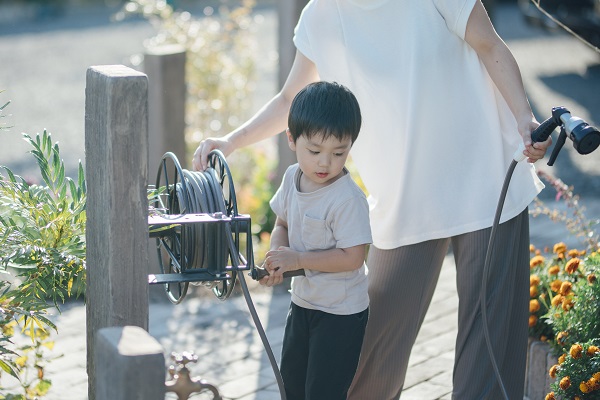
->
xmin=165 ymin=351 xmax=223 ymax=400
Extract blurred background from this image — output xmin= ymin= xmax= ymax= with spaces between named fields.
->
xmin=0 ymin=0 xmax=599 ymax=248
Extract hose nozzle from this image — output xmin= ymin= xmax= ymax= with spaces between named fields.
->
xmin=529 ymin=106 xmax=600 ymax=166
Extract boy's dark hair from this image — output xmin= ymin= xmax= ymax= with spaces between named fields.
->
xmin=288 ymin=81 xmax=361 ymax=144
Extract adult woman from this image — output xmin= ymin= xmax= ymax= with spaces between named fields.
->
xmin=194 ymin=0 xmax=551 ymax=398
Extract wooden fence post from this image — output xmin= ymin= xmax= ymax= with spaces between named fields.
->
xmin=144 ymin=44 xmax=187 ymax=177
xmin=275 ymin=0 xmax=308 ymax=185
xmin=85 ymin=65 xmax=150 ymax=400
xmin=95 ymin=326 xmax=165 ymax=400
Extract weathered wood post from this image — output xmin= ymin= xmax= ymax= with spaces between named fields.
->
xmin=276 ymin=0 xmax=308 ymax=185
xmin=85 ymin=65 xmax=150 ymax=400
xmin=95 ymin=326 xmax=165 ymax=400
xmin=144 ymin=44 xmax=187 ymax=177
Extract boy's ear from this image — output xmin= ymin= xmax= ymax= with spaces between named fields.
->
xmin=286 ymin=129 xmax=296 ymax=151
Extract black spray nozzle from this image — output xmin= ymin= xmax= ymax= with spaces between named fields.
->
xmin=531 ymin=106 xmax=600 ymax=166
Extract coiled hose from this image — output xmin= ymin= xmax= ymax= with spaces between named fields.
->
xmin=152 ymin=150 xmax=287 ymax=399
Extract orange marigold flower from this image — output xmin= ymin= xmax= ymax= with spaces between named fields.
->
xmin=530 ymin=286 xmax=539 ymax=298
xmin=574 ymin=396 xmax=581 ymax=400
xmin=529 ymin=244 xmax=535 ymax=253
xmin=559 ymin=376 xmax=571 ymax=390
xmin=554 ymin=242 xmax=567 ymax=254
xmin=570 ymin=344 xmax=583 ymax=359
xmin=530 ymin=299 xmax=541 ymax=313
xmin=588 ymin=274 xmax=597 ymax=284
xmin=593 ymin=372 xmax=600 ymax=381
xmin=548 ymin=265 xmax=561 ymax=276
xmin=562 ymin=298 xmax=573 ymax=312
xmin=568 ymin=249 xmax=580 ymax=258
xmin=530 ymin=274 xmax=541 ymax=286
xmin=545 ymin=392 xmax=556 ymax=400
xmin=551 ymin=294 xmax=564 ymax=307
xmin=580 ymin=381 xmax=591 ymax=393
xmin=558 ymin=353 xmax=567 ymax=364
xmin=565 ymin=258 xmax=580 ymax=274
xmin=558 ymin=252 xmax=565 ymax=260
xmin=540 ymin=335 xmax=548 ymax=342
xmin=557 ymin=332 xmax=569 ymax=346
xmin=549 ymin=364 xmax=559 ymax=378
xmin=559 ymin=281 xmax=573 ymax=296
xmin=530 ymin=255 xmax=545 ymax=268
xmin=586 ymin=345 xmax=599 ymax=356
xmin=549 ymin=279 xmax=562 ymax=292
xmin=579 ymin=250 xmax=586 ymax=256
xmin=529 ymin=315 xmax=538 ymax=327
xmin=589 ymin=377 xmax=599 ymax=390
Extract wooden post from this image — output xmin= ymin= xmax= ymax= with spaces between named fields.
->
xmin=275 ymin=0 xmax=308 ymax=185
xmin=95 ymin=326 xmax=165 ymax=400
xmin=144 ymin=44 xmax=187 ymax=178
xmin=85 ymin=65 xmax=150 ymax=400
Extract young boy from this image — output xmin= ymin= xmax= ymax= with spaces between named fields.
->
xmin=259 ymin=81 xmax=372 ymax=400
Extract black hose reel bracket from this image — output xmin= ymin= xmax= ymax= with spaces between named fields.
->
xmin=147 ymin=150 xmax=255 ymax=304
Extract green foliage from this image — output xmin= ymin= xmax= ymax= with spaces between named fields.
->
xmin=0 ymin=131 xmax=87 ymax=307
xmin=529 ymin=171 xmax=600 ymax=399
xmin=0 ymin=129 xmax=86 ymax=398
xmin=545 ymin=253 xmax=600 ymax=356
xmin=115 ymin=0 xmax=257 ymax=144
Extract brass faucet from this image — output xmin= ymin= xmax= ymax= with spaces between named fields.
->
xmin=165 ymin=352 xmax=222 ymax=400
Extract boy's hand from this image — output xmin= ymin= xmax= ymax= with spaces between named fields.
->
xmin=265 ymin=246 xmax=301 ymax=275
xmin=259 ymin=246 xmax=300 ymax=287
xmin=257 ymin=261 xmax=283 ymax=287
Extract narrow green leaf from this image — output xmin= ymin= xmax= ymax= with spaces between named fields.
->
xmin=0 ymin=359 xmax=19 ymax=379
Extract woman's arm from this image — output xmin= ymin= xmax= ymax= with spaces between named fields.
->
xmin=464 ymin=0 xmax=551 ymax=162
xmin=193 ymin=51 xmax=319 ymax=170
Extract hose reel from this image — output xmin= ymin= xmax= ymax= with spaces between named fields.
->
xmin=147 ymin=150 xmax=289 ymax=398
xmin=148 ymin=150 xmax=254 ymax=304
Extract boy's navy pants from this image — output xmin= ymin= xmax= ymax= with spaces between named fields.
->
xmin=280 ymin=302 xmax=368 ymax=400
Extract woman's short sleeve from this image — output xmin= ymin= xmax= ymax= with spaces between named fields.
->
xmin=432 ymin=0 xmax=477 ymax=39
xmin=292 ymin=0 xmax=316 ymax=61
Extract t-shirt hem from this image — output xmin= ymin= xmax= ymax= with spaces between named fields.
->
xmin=291 ymin=295 xmax=369 ymax=316
xmin=372 ymin=196 xmax=538 ymax=249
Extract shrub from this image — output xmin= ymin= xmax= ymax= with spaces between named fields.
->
xmin=0 ymin=129 xmax=86 ymax=398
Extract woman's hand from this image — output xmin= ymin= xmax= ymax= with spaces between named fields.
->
xmin=192 ymin=137 xmax=234 ymax=171
xmin=518 ymin=117 xmax=552 ymax=163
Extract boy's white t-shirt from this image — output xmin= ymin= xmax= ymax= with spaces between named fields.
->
xmin=294 ymin=0 xmax=544 ymax=249
xmin=270 ymin=164 xmax=372 ymax=315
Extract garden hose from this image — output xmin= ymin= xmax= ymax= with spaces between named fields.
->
xmin=482 ymin=107 xmax=599 ymax=399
